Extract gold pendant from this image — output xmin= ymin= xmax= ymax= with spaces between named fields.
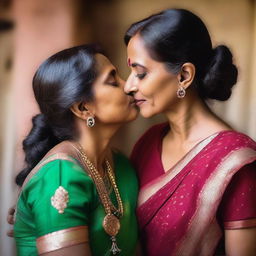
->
xmin=102 ymin=214 xmax=120 ymax=237
xmin=110 ymin=236 xmax=121 ymax=255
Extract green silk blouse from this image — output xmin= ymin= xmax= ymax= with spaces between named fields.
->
xmin=14 ymin=152 xmax=138 ymax=255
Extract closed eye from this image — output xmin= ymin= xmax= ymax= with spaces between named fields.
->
xmin=136 ymin=73 xmax=147 ymax=80
xmin=105 ymin=69 xmax=118 ymax=86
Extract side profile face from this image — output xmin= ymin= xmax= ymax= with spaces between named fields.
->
xmin=124 ymin=34 xmax=181 ymax=118
xmin=89 ymin=53 xmax=138 ymax=124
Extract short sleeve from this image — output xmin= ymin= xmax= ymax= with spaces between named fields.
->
xmin=218 ymin=162 xmax=256 ymax=229
xmin=22 ymin=159 xmax=95 ymax=253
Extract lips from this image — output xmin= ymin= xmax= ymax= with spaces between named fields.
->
xmin=134 ymin=99 xmax=146 ymax=106
xmin=129 ymin=96 xmax=146 ymax=106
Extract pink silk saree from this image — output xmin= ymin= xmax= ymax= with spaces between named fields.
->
xmin=135 ymin=128 xmax=256 ymax=256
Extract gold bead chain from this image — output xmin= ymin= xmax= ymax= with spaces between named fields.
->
xmin=105 ymin=160 xmax=124 ymax=217
xmin=71 ymin=142 xmax=123 ymax=218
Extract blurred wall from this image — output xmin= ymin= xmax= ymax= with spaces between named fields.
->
xmin=249 ymin=0 xmax=256 ymax=136
xmin=0 ymin=0 xmax=255 ymax=255
xmin=0 ymin=2 xmax=15 ymax=254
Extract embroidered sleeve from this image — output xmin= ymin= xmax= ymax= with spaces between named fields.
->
xmin=26 ymin=159 xmax=94 ymax=252
xmin=218 ymin=162 xmax=256 ymax=229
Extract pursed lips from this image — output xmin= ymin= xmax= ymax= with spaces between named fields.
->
xmin=133 ymin=98 xmax=146 ymax=106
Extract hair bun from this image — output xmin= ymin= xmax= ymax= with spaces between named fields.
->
xmin=16 ymin=114 xmax=58 ymax=186
xmin=201 ymin=45 xmax=238 ymax=101
xmin=22 ymin=113 xmax=56 ymax=165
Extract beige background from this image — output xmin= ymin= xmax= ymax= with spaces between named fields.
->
xmin=0 ymin=0 xmax=255 ymax=255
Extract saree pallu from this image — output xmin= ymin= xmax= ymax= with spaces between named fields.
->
xmin=136 ymin=130 xmax=256 ymax=256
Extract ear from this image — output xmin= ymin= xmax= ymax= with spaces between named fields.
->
xmin=178 ymin=63 xmax=195 ymax=89
xmin=70 ymin=102 xmax=94 ymax=120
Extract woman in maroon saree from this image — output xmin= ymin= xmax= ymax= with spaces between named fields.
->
xmin=124 ymin=9 xmax=256 ymax=256
xmin=132 ymin=124 xmax=256 ymax=255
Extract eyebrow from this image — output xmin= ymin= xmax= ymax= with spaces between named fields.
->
xmin=130 ymin=62 xmax=146 ymax=69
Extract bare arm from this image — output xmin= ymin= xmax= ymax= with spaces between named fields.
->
xmin=225 ymin=228 xmax=256 ymax=256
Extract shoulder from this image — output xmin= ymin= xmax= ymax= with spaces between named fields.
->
xmin=23 ymin=154 xmax=93 ymax=193
xmin=37 ymin=155 xmax=85 ymax=178
xmin=215 ymin=130 xmax=256 ymax=149
xmin=19 ymin=155 xmax=96 ymax=213
xmin=205 ymin=130 xmax=256 ymax=174
xmin=219 ymin=130 xmax=255 ymax=142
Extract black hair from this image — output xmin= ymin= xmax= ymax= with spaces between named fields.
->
xmin=124 ymin=9 xmax=238 ymax=101
xmin=16 ymin=44 xmax=103 ymax=186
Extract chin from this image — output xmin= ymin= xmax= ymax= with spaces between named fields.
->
xmin=126 ymin=110 xmax=139 ymax=122
xmin=139 ymin=109 xmax=156 ymax=119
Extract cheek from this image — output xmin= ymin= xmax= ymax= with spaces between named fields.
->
xmin=94 ymin=92 xmax=130 ymax=121
xmin=154 ymin=85 xmax=178 ymax=112
xmin=142 ymin=75 xmax=177 ymax=101
xmin=96 ymin=89 xmax=127 ymax=107
xmin=140 ymin=76 xmax=179 ymax=117
xmin=158 ymin=81 xmax=177 ymax=100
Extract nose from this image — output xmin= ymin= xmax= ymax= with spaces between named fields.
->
xmin=124 ymin=74 xmax=138 ymax=95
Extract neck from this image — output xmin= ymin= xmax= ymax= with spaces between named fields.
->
xmin=75 ymin=121 xmax=121 ymax=169
xmin=164 ymin=91 xmax=228 ymax=143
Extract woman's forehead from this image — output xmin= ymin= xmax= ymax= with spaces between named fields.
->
xmin=127 ymin=35 xmax=151 ymax=63
xmin=94 ymin=53 xmax=117 ymax=82
xmin=95 ymin=53 xmax=115 ymax=71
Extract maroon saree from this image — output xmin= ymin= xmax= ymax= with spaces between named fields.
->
xmin=132 ymin=124 xmax=256 ymax=256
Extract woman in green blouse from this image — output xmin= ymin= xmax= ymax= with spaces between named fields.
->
xmin=14 ymin=45 xmax=139 ymax=256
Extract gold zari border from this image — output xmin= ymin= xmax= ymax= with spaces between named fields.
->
xmin=37 ymin=225 xmax=89 ymax=254
xmin=138 ymin=133 xmax=219 ymax=207
xmin=175 ymin=148 xmax=256 ymax=255
xmin=224 ymin=218 xmax=256 ymax=230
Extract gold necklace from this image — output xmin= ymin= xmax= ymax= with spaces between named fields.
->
xmin=71 ymin=142 xmax=123 ymax=255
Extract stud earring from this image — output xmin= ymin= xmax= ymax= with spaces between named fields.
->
xmin=86 ymin=116 xmax=95 ymax=127
xmin=177 ymin=86 xmax=186 ymax=98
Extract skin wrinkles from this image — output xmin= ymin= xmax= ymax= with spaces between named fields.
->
xmin=125 ymin=34 xmax=182 ymax=119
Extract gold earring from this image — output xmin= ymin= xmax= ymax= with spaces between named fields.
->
xmin=86 ymin=116 xmax=95 ymax=127
xmin=177 ymin=86 xmax=186 ymax=98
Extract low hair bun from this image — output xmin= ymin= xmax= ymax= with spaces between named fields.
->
xmin=201 ymin=45 xmax=238 ymax=101
xmin=23 ymin=114 xmax=57 ymax=159
xmin=16 ymin=113 xmax=59 ymax=186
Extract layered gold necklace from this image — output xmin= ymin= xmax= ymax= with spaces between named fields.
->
xmin=71 ymin=142 xmax=123 ymax=255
